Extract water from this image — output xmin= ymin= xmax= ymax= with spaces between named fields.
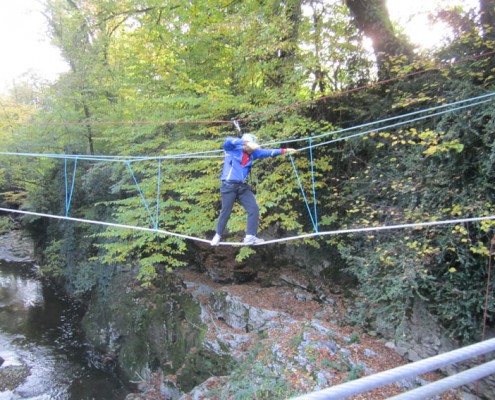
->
xmin=0 ymin=233 xmax=129 ymax=400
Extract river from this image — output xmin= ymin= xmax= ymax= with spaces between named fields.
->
xmin=0 ymin=231 xmax=129 ymax=400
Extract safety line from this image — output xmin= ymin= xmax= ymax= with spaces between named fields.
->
xmin=126 ymin=162 xmax=157 ymax=229
xmin=296 ymin=97 xmax=494 ymax=152
xmin=0 ymin=207 xmax=493 ymax=246
xmin=9 ymin=50 xmax=495 ymax=127
xmin=0 ymin=150 xmax=225 ymax=163
xmin=289 ymin=153 xmax=318 ymax=233
xmin=0 ymin=91 xmax=492 ymax=163
xmin=64 ymin=157 xmax=78 ymax=217
xmin=265 ymin=91 xmax=495 ymax=148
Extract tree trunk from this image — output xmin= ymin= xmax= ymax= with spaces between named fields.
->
xmin=345 ymin=0 xmax=414 ymax=80
xmin=480 ymin=0 xmax=495 ymax=42
xmin=480 ymin=0 xmax=495 ymax=79
xmin=266 ymin=0 xmax=303 ymax=87
xmin=83 ymin=104 xmax=95 ymax=155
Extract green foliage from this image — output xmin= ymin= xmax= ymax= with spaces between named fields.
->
xmin=208 ymin=341 xmax=301 ymax=400
xmin=41 ymin=240 xmax=65 ymax=278
xmin=331 ymin=39 xmax=495 ymax=342
xmin=0 ymin=0 xmax=493 ymax=347
xmin=0 ymin=216 xmax=13 ymax=234
xmin=348 ymin=331 xmax=361 ymax=344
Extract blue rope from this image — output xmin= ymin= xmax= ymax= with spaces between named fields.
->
xmin=298 ymin=97 xmax=493 ymax=151
xmin=64 ymin=158 xmax=68 ymax=214
xmin=64 ymin=157 xmax=78 ymax=217
xmin=0 ymin=91 xmax=492 ymax=164
xmin=155 ymin=159 xmax=161 ymax=230
xmin=309 ymin=138 xmax=318 ymax=233
xmin=289 ymin=153 xmax=318 ymax=233
xmin=126 ymin=162 xmax=156 ymax=228
xmin=264 ymin=91 xmax=495 ymax=148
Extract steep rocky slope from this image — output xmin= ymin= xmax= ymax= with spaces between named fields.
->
xmin=123 ymin=260 xmax=468 ymax=400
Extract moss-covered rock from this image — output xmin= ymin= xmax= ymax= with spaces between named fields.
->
xmin=82 ymin=269 xmax=231 ymax=392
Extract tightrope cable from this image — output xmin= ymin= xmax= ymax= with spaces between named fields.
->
xmin=0 ymin=207 xmax=493 ymax=246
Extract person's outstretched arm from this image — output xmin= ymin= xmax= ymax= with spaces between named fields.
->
xmin=251 ymin=147 xmax=296 ymax=160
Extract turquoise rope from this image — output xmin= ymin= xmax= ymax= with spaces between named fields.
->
xmin=264 ymin=91 xmax=495 ymax=148
xmin=64 ymin=157 xmax=78 ymax=217
xmin=155 ymin=159 xmax=161 ymax=230
xmin=289 ymin=153 xmax=318 ymax=233
xmin=298 ymin=97 xmax=493 ymax=151
xmin=126 ymin=162 xmax=156 ymax=228
xmin=309 ymin=138 xmax=318 ymax=233
xmin=0 ymin=92 xmax=492 ymax=163
xmin=64 ymin=158 xmax=68 ymax=215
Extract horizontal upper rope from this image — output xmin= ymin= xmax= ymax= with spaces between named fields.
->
xmin=0 ymin=91 xmax=493 ymax=163
xmin=0 ymin=207 xmax=494 ymax=246
xmin=6 ymin=50 xmax=495 ymax=128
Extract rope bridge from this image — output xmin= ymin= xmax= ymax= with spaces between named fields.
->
xmin=0 ymin=91 xmax=494 ymax=245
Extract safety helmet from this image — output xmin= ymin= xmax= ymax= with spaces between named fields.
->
xmin=242 ymin=133 xmax=258 ymax=144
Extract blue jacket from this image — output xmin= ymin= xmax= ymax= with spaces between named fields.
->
xmin=220 ymin=137 xmax=286 ymax=182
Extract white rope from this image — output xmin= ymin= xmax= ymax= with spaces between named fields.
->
xmin=257 ymin=215 xmax=495 ymax=245
xmin=1 ymin=207 xmax=494 ymax=246
xmin=0 ymin=207 xmax=211 ymax=244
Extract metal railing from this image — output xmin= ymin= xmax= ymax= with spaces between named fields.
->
xmin=291 ymin=337 xmax=495 ymax=400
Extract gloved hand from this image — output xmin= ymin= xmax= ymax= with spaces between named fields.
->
xmin=286 ymin=148 xmax=297 ymax=155
xmin=244 ymin=141 xmax=261 ymax=152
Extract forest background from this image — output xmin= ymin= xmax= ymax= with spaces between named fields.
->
xmin=0 ymin=0 xmax=495 ymax=346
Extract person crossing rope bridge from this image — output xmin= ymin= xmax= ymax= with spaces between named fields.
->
xmin=211 ymin=133 xmax=296 ymax=246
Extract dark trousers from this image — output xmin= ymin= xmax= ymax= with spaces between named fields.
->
xmin=215 ymin=182 xmax=259 ymax=236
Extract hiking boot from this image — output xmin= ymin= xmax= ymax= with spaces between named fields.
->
xmin=243 ymin=235 xmax=265 ymax=245
xmin=210 ymin=233 xmax=221 ymax=246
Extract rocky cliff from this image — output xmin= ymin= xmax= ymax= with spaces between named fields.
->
xmin=79 ymin=241 xmax=487 ymax=400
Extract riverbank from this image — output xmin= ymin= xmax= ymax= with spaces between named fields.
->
xmin=0 ymin=230 xmax=129 ymax=399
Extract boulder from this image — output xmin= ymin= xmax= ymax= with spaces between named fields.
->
xmin=209 ymin=289 xmax=287 ymax=332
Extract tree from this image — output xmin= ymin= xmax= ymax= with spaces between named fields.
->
xmin=344 ymin=0 xmax=414 ymax=80
xmin=480 ymin=0 xmax=495 ymax=42
xmin=480 ymin=0 xmax=495 ymax=77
